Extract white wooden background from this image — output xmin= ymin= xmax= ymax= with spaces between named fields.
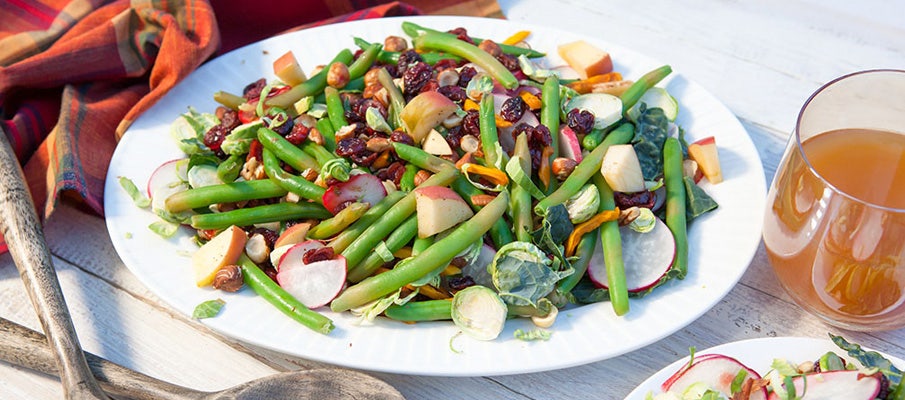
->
xmin=1 ymin=0 xmax=903 ymax=398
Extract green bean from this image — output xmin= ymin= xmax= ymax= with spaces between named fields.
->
xmin=329 ymin=190 xmax=406 ymax=253
xmin=581 ymin=128 xmax=607 ymax=151
xmin=190 ymin=202 xmax=332 ymax=230
xmin=413 ymin=31 xmax=518 ymax=89
xmin=400 ymin=163 xmax=420 ymax=192
xmin=511 ymin=133 xmax=533 ymax=242
xmin=347 ymin=216 xmax=418 ymax=283
xmin=165 ymin=179 xmax=288 ymax=213
xmin=541 ymin=75 xmax=561 ymax=194
xmin=332 ymin=190 xmax=508 ymax=312
xmin=315 ymin=115 xmax=336 ymax=152
xmin=353 ymin=37 xmax=462 ymax=65
xmin=257 ymin=127 xmax=319 ymax=173
xmin=213 ymin=91 xmax=244 ymax=110
xmin=534 ymin=122 xmax=634 ymax=217
xmin=266 ymin=49 xmax=354 ymax=110
xmin=392 ymin=142 xmax=513 ymax=247
xmin=307 ymin=202 xmax=370 ymax=240
xmin=377 ymin=68 xmax=405 ymax=130
xmin=238 ymin=254 xmax=334 ymax=334
xmin=261 ymin=148 xmax=325 ymax=202
xmin=592 ymin=173 xmax=629 ymax=316
xmin=663 ymin=137 xmax=688 ymax=279
xmin=217 ymin=153 xmax=243 ymax=183
xmin=620 ymin=65 xmax=672 ymax=113
xmin=384 ymin=299 xmax=452 ymax=322
xmin=347 ymin=43 xmax=382 ymax=80
xmin=412 ymin=235 xmax=433 ymax=255
xmin=299 ymin=140 xmax=336 ymax=168
xmin=479 ymin=93 xmax=506 ymax=168
xmin=401 ymin=22 xmax=545 ymax=58
xmin=555 ymin=227 xmax=598 ymax=296
xmin=324 ymin=86 xmax=348 ymax=131
xmin=340 ymin=167 xmax=459 ymax=269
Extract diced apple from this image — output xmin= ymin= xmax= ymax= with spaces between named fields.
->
xmin=422 ymin=129 xmax=454 ymax=155
xmin=683 ymin=159 xmax=704 ymax=183
xmin=557 ymin=40 xmax=614 ymax=80
xmin=400 ymin=91 xmax=458 ymax=144
xmin=558 ymin=125 xmax=583 ymax=162
xmin=414 ymin=186 xmax=474 ymax=238
xmin=274 ymin=222 xmax=312 ymax=249
xmin=687 ymin=136 xmax=723 ymax=184
xmin=600 ymin=144 xmax=646 ymax=193
xmin=273 ymin=51 xmax=307 ymax=86
xmin=192 ymin=226 xmax=247 ymax=287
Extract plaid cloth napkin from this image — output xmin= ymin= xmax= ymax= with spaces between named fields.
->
xmin=0 ymin=0 xmax=475 ymax=253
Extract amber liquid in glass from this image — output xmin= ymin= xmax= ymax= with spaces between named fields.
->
xmin=764 ymin=128 xmax=905 ymax=327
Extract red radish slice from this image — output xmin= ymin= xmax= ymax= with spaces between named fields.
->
xmin=322 ymin=173 xmax=387 ymax=215
xmin=588 ymin=217 xmax=675 ymax=292
xmin=558 ymin=125 xmax=583 ymax=162
xmin=662 ymin=354 xmax=766 ymax=400
xmin=766 ymin=370 xmax=881 ymax=400
xmin=277 ymin=255 xmax=347 ymax=308
xmin=147 ymin=159 xmax=190 ymax=219
xmin=276 ymin=240 xmax=325 ymax=272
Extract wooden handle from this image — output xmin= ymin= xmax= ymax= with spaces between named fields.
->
xmin=0 ymin=131 xmax=109 ymax=399
xmin=0 ymin=317 xmax=202 ymax=400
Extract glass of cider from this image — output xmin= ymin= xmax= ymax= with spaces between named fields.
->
xmin=763 ymin=70 xmax=905 ymax=331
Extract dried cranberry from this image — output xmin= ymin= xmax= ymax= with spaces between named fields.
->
xmin=285 ymin=124 xmax=309 ymax=145
xmin=458 ymin=66 xmax=477 ymax=87
xmin=266 ymin=114 xmax=294 ymax=136
xmin=375 ymin=161 xmax=406 ymax=185
xmin=448 ymin=275 xmax=476 ymax=291
xmin=614 ymin=190 xmax=656 ymax=209
xmin=261 ymin=265 xmax=278 ymax=282
xmin=402 ymin=61 xmax=432 ymax=95
xmin=335 ymin=137 xmax=367 ymax=157
xmin=203 ymin=124 xmax=230 ymax=157
xmin=567 ymin=108 xmax=595 ymax=135
xmin=303 ymin=247 xmax=335 ymax=264
xmin=354 ymin=98 xmax=387 ymax=120
xmin=242 ymin=78 xmax=267 ymax=100
xmin=219 ymin=109 xmax=240 ymax=130
xmin=396 ymin=50 xmax=423 ymax=71
xmin=350 ymin=150 xmax=378 ymax=167
xmin=447 ymin=27 xmax=474 ymax=44
xmin=419 ymin=79 xmax=440 ymax=94
xmin=496 ymin=53 xmax=520 ymax=71
xmin=250 ymin=227 xmax=278 ymax=249
xmin=247 ymin=139 xmax=263 ymax=162
xmin=438 ymin=85 xmax=467 ymax=104
xmin=531 ymin=124 xmax=552 ymax=147
xmin=344 ymin=108 xmax=364 ymax=124
xmin=381 ymin=63 xmax=400 ymax=78
xmin=389 ymin=130 xmax=414 ymax=146
xmin=432 ymin=58 xmax=460 ymax=73
xmin=445 ymin=125 xmax=465 ymax=149
xmin=500 ymin=96 xmax=527 ymax=122
xmin=461 ymin=110 xmax=481 ymax=136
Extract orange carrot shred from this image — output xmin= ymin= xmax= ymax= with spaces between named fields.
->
xmin=565 ymin=208 xmax=621 ymax=256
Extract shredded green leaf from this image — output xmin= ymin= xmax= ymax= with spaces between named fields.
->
xmin=365 ymin=106 xmax=393 ymax=134
xmin=323 ymin=158 xmax=352 ymax=182
xmin=118 ymin=176 xmax=150 ymax=208
xmin=192 ymin=299 xmax=225 ymax=319
xmin=374 ymin=241 xmax=394 ymax=262
xmin=831 ymin=333 xmax=903 ymax=386
xmin=513 ymin=328 xmax=552 ymax=341
xmin=729 ymin=369 xmax=748 ymax=395
xmin=505 ymin=156 xmax=545 ymax=199
xmin=149 ymin=220 xmax=179 ymax=238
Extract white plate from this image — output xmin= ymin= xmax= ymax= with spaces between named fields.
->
xmin=625 ymin=336 xmax=905 ymax=399
xmin=103 ymin=15 xmax=766 ymax=376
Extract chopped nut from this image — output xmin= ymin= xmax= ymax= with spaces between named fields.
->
xmin=284 ymin=191 xmax=301 ymax=203
xmin=470 ymin=194 xmax=497 ymax=206
xmin=364 ymin=68 xmax=381 ymax=87
xmin=373 ymin=87 xmax=389 ymax=106
xmin=366 ymin=137 xmax=392 ymax=153
xmin=326 ymin=62 xmax=350 ymax=88
xmin=334 ymin=124 xmax=357 ymax=142
xmin=363 ymin=84 xmax=381 ymax=100
xmin=245 ymin=233 xmax=271 ymax=264
xmin=294 ymin=113 xmax=317 ymax=128
xmin=478 ymin=39 xmax=502 ymax=57
xmin=455 ymin=152 xmax=477 ymax=169
xmin=618 ymin=206 xmax=641 ymax=226
xmin=212 ymin=264 xmax=243 ymax=292
xmin=797 ymin=361 xmax=816 ymax=374
xmin=442 ymin=112 xmax=464 ymax=129
xmin=437 ymin=68 xmax=460 ymax=87
xmin=552 ymin=157 xmax=578 ymax=180
xmin=301 ymin=168 xmax=318 ymax=182
xmin=371 ymin=150 xmax=391 ymax=169
xmin=308 ymin=127 xmax=325 ymax=145
xmin=459 ymin=135 xmax=481 ymax=153
xmin=241 ymin=158 xmax=265 ymax=181
xmin=413 ymin=170 xmax=433 ymax=186
xmin=383 ymin=35 xmax=408 ymax=52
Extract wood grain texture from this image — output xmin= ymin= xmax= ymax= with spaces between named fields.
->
xmin=2 ymin=1 xmax=905 ymax=399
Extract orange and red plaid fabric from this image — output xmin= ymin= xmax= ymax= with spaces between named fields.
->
xmin=0 ymin=0 xmax=430 ymax=252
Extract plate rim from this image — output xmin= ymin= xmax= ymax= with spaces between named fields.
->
xmin=103 ymin=15 xmax=767 ymax=376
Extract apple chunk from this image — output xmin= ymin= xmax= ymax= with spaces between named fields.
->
xmin=414 ymin=186 xmax=474 ymax=238
xmin=687 ymin=136 xmax=723 ymax=184
xmin=557 ymin=40 xmax=614 ymax=80
xmin=400 ymin=91 xmax=458 ymax=144
xmin=273 ymin=51 xmax=307 ymax=86
xmin=192 ymin=226 xmax=247 ymax=287
xmin=600 ymin=144 xmax=646 ymax=193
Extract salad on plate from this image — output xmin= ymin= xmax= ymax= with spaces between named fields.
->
xmin=121 ymin=21 xmax=723 ymax=340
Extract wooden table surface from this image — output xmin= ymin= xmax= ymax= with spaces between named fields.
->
xmin=2 ymin=0 xmax=903 ymax=398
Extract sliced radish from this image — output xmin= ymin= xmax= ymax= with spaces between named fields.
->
xmin=558 ymin=125 xmax=583 ymax=163
xmin=187 ymin=164 xmax=224 ymax=188
xmin=276 ymin=240 xmax=325 ymax=272
xmin=662 ymin=354 xmax=766 ymax=400
xmin=493 ymin=93 xmax=538 ymax=153
xmin=277 ymin=255 xmax=347 ymax=308
xmin=766 ymin=370 xmax=881 ymax=400
xmin=322 ymin=173 xmax=387 ymax=215
xmin=588 ymin=217 xmax=675 ymax=292
xmin=147 ymin=159 xmax=191 ymax=220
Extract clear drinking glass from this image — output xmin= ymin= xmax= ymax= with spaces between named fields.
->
xmin=762 ymin=69 xmax=905 ymax=331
